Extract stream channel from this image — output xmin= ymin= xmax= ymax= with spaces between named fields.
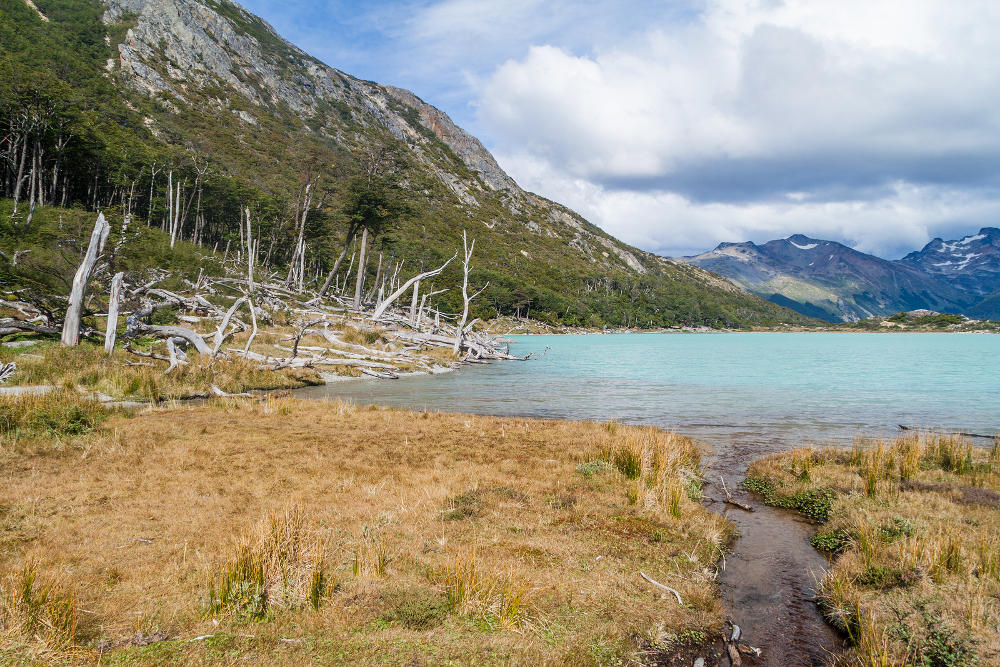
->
xmin=294 ymin=332 xmax=1000 ymax=665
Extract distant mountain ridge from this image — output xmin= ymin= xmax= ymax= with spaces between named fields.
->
xmin=677 ymin=229 xmax=1000 ymax=321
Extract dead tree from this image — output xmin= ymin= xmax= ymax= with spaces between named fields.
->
xmin=353 ymin=226 xmax=369 ymax=307
xmin=453 ymin=230 xmax=488 ymax=354
xmin=285 ymin=178 xmax=318 ymax=288
xmin=244 ymin=207 xmax=258 ymax=291
xmin=62 ymin=213 xmax=110 ymax=346
xmin=104 ymin=271 xmax=125 ymax=354
xmin=370 ymin=253 xmax=456 ymax=320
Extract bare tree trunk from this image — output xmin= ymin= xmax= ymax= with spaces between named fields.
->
xmin=147 ymin=163 xmax=160 ymax=225
xmin=105 ymin=271 xmax=125 ymax=354
xmin=454 ymin=230 xmax=488 ymax=354
xmin=366 ymin=251 xmax=383 ymax=303
xmin=170 ymin=179 xmax=182 ymax=248
xmin=62 ymin=213 xmax=111 ymax=346
xmin=316 ymin=230 xmax=355 ymax=298
xmin=165 ymin=170 xmax=172 ymax=232
xmin=245 ymin=207 xmax=257 ymax=291
xmin=285 ymin=182 xmax=314 ymax=286
xmin=409 ymin=280 xmax=420 ymax=325
xmin=353 ymin=226 xmax=369 ymax=308
xmin=11 ymin=132 xmax=28 ymax=217
xmin=370 ymin=253 xmax=456 ymax=320
xmin=25 ymin=140 xmax=38 ymax=226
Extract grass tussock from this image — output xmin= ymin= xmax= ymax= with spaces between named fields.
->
xmin=208 ymin=508 xmax=331 ymax=620
xmin=0 ymin=561 xmax=78 ymax=652
xmin=598 ymin=428 xmax=704 ymax=520
xmin=0 ymin=399 xmax=732 ymax=664
xmin=745 ymin=433 xmax=1000 ymax=666
xmin=0 ymin=390 xmax=109 ymax=454
xmin=435 ymin=550 xmax=531 ymax=629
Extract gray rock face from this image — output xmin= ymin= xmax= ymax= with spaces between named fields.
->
xmin=103 ymin=0 xmax=518 ymax=200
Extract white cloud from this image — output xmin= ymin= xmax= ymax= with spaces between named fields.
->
xmin=501 ymin=150 xmax=1000 ymax=258
xmin=473 ymin=0 xmax=1000 ymax=257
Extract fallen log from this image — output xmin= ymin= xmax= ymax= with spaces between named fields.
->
xmin=370 ymin=253 xmax=456 ymax=320
xmin=139 ymin=324 xmax=213 ymax=356
xmin=124 ymin=343 xmax=170 ymax=363
xmin=0 ymin=318 xmax=60 ymax=336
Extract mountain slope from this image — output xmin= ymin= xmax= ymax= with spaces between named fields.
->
xmin=679 ymin=235 xmax=970 ymax=322
xmin=0 ymin=0 xmax=811 ymax=328
xmin=897 ymin=228 xmax=1000 ymax=299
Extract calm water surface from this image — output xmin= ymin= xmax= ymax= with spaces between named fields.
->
xmin=299 ymin=332 xmax=1000 ymax=447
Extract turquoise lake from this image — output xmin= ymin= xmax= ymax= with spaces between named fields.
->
xmin=299 ymin=332 xmax=1000 ymax=450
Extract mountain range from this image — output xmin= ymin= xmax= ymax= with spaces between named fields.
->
xmin=0 ymin=0 xmax=813 ymax=329
xmin=678 ymin=228 xmax=1000 ymax=321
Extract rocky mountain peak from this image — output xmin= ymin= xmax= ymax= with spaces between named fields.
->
xmin=103 ymin=0 xmax=519 ymax=207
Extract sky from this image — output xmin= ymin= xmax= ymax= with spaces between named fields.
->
xmin=239 ymin=0 xmax=1000 ymax=259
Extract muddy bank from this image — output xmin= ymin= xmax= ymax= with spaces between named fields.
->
xmin=702 ymin=435 xmax=845 ymax=666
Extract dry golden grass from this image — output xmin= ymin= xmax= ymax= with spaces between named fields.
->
xmin=0 ymin=396 xmax=731 ymax=664
xmin=746 ymin=433 xmax=1000 ymax=666
xmin=0 ymin=341 xmax=322 ymax=401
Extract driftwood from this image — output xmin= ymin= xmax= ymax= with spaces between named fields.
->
xmin=141 ymin=325 xmax=213 ymax=356
xmin=720 ymin=476 xmax=753 ymax=512
xmin=62 ymin=213 xmax=110 ymax=346
xmin=899 ymin=424 xmax=998 ymax=441
xmin=105 ymin=272 xmax=125 ymax=355
xmin=639 ymin=571 xmax=682 ymax=605
xmin=726 ymin=640 xmax=742 ymax=666
xmin=0 ymin=362 xmax=16 ymax=384
xmin=0 ymin=318 xmax=60 ymax=336
xmin=231 ymin=349 xmax=399 ymax=372
xmin=124 ymin=343 xmax=171 ymax=363
xmin=164 ymin=337 xmax=188 ymax=374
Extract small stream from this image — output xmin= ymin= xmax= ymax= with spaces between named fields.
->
xmin=703 ymin=435 xmax=844 ymax=665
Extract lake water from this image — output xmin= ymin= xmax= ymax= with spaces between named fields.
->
xmin=298 ymin=332 xmax=1000 ymax=449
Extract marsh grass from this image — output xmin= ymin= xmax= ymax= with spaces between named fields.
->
xmin=0 ymin=390 xmax=109 ymax=455
xmin=0 ymin=561 xmax=77 ymax=651
xmin=436 ymin=551 xmax=531 ymax=629
xmin=208 ymin=507 xmax=331 ymax=620
xmin=0 ymin=399 xmax=731 ymax=664
xmin=746 ymin=432 xmax=1000 ymax=665
xmin=0 ymin=339 xmax=322 ymax=402
xmin=598 ymin=428 xmax=703 ymax=520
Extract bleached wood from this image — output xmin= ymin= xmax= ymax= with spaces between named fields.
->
xmin=104 ymin=272 xmax=125 ymax=355
xmin=370 ymin=253 xmax=456 ymax=320
xmin=62 ymin=212 xmax=110 ymax=346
